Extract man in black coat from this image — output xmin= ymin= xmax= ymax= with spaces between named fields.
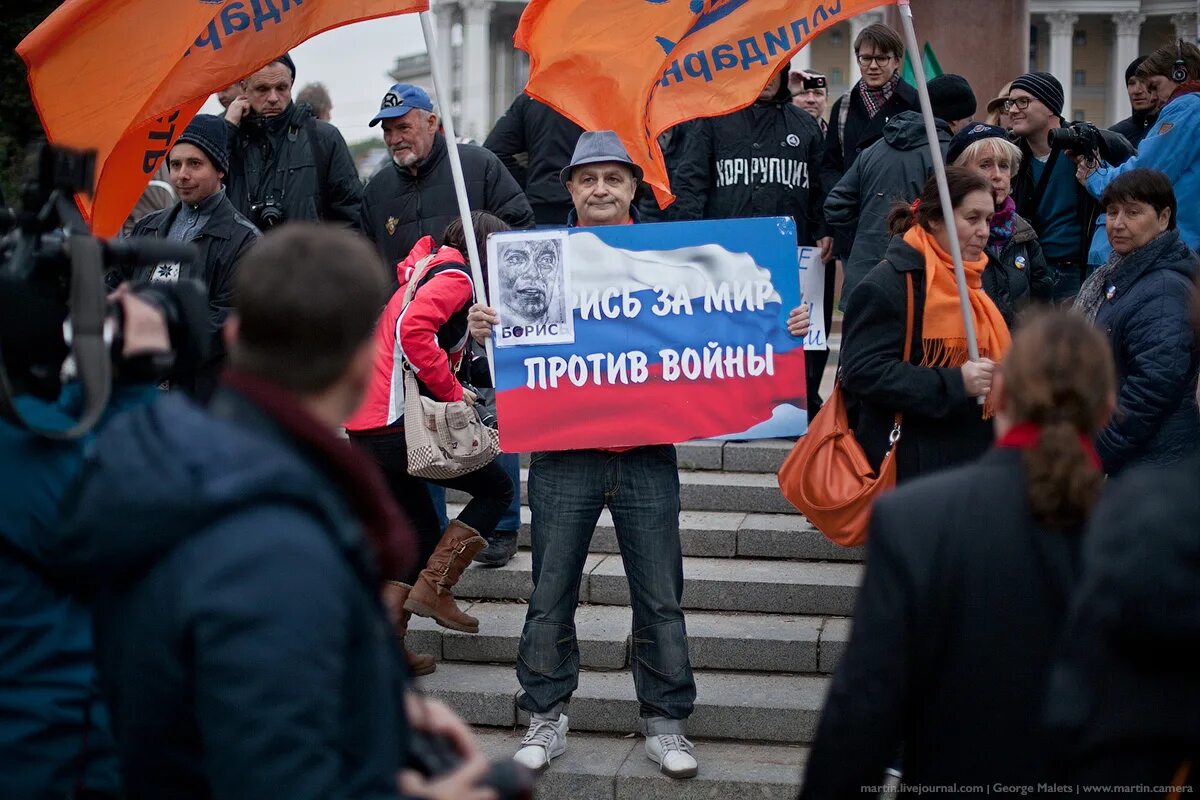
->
xmin=1110 ymin=55 xmax=1160 ymax=150
xmin=222 ymin=54 xmax=363 ymax=229
xmin=821 ymin=23 xmax=919 ymax=261
xmin=484 ymin=93 xmax=583 ymax=226
xmin=359 ymin=83 xmax=535 ymax=277
xmin=124 ymin=114 xmax=260 ymax=398
xmin=668 ymin=63 xmax=829 ymax=256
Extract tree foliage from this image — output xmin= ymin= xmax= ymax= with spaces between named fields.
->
xmin=1 ymin=2 xmax=60 ymax=205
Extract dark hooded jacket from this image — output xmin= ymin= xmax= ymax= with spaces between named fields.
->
xmin=1091 ymin=230 xmax=1200 ymax=475
xmin=360 ymin=134 xmax=535 ymax=281
xmin=46 ymin=390 xmax=412 ymax=800
xmin=1110 ymin=108 xmax=1159 ymax=150
xmin=984 ymin=213 xmax=1052 ymax=327
xmin=839 ymin=235 xmax=999 ymax=483
xmin=1045 ymin=456 xmax=1200 ymax=791
xmin=483 ymin=93 xmax=583 ymax=226
xmin=668 ymin=67 xmax=826 ymax=246
xmin=224 ymin=102 xmax=363 ymax=228
xmin=824 ymin=111 xmax=950 ymax=311
xmin=821 ymin=77 xmax=921 ymax=258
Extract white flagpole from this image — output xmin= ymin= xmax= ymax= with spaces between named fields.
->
xmin=896 ymin=0 xmax=981 ymax=364
xmin=420 ymin=10 xmax=496 ymax=383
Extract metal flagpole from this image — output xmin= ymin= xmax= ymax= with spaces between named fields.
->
xmin=896 ymin=0 xmax=981 ymax=366
xmin=420 ymin=10 xmax=496 ymax=384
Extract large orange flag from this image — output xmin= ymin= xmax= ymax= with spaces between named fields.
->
xmin=516 ymin=0 xmax=896 ymax=207
xmin=19 ymin=0 xmax=427 ymax=236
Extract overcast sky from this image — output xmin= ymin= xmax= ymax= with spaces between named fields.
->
xmin=199 ymin=15 xmax=427 ymax=146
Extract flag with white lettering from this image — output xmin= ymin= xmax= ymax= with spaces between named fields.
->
xmin=487 ymin=217 xmax=808 ymax=452
xmin=515 ymin=0 xmax=896 ymax=208
xmin=18 ymin=0 xmax=428 ymax=236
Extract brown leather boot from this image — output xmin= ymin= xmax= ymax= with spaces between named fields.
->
xmin=383 ymin=582 xmax=437 ymax=676
xmin=404 ymin=520 xmax=486 ymax=633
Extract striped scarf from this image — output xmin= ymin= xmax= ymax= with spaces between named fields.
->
xmin=860 ymin=71 xmax=900 ymax=118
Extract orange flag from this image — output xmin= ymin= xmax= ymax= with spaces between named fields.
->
xmin=516 ymin=0 xmax=896 ymax=207
xmin=18 ymin=0 xmax=428 ymax=237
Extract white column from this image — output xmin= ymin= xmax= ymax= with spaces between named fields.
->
xmin=791 ymin=46 xmax=813 ymax=76
xmin=431 ymin=0 xmax=457 ymax=112
xmin=460 ymin=0 xmax=494 ymax=141
xmin=848 ymin=12 xmax=885 ymax=85
xmin=1172 ymin=11 xmax=1199 ymax=43
xmin=1110 ymin=12 xmax=1145 ymax=126
xmin=1046 ymin=12 xmax=1078 ymax=119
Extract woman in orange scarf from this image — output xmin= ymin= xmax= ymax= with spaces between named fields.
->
xmin=839 ymin=168 xmax=1013 ymax=483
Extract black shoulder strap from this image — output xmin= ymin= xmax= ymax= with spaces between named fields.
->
xmin=304 ymin=119 xmax=330 ymax=218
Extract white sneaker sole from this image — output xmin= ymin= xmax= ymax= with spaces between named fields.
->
xmin=514 ymin=742 xmax=566 ymax=772
xmin=647 ymin=751 xmax=698 ymax=779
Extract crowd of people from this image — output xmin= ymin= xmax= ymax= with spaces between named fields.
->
xmin=2 ymin=20 xmax=1200 ymax=800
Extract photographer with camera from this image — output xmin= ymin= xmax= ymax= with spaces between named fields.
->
xmin=1077 ymin=41 xmax=1200 ymax=263
xmin=124 ymin=115 xmax=260 ymax=399
xmin=1008 ymin=72 xmax=1133 ymax=303
xmin=44 ymin=225 xmax=516 ymax=800
xmin=223 ymin=54 xmax=363 ymax=229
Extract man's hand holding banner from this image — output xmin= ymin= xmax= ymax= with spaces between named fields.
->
xmin=487 ymin=217 xmax=810 ymax=452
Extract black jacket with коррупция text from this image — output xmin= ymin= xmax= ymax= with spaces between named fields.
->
xmin=224 ymin=102 xmax=362 ymax=228
xmin=360 ymin=134 xmax=534 ymax=281
xmin=668 ymin=66 xmax=826 ymax=245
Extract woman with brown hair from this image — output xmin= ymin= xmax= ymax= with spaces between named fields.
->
xmin=800 ymin=311 xmax=1116 ymax=798
xmin=839 ymin=167 xmax=1012 ymax=484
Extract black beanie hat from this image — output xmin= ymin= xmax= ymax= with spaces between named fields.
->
xmin=928 ymin=74 xmax=977 ymax=122
xmin=946 ymin=122 xmax=1010 ymax=166
xmin=1125 ymin=55 xmax=1149 ymax=83
xmin=176 ymin=114 xmax=229 ymax=174
xmin=1009 ymin=71 xmax=1065 ymax=117
xmin=275 ymin=52 xmax=296 ymax=80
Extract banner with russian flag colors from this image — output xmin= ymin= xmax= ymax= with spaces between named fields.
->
xmin=18 ymin=0 xmax=427 ymax=237
xmin=487 ymin=217 xmax=808 ymax=453
xmin=516 ymin=0 xmax=896 ymax=208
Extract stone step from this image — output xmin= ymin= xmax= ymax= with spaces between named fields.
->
xmin=450 ymin=468 xmax=802 ymax=516
xmin=414 ymin=662 xmax=829 ymax=744
xmin=455 ymin=552 xmax=861 ymax=617
xmin=447 ymin=503 xmax=863 ymax=562
xmin=676 ymin=439 xmax=796 ymax=473
xmin=406 ymin=601 xmax=850 ymax=674
xmin=472 ymin=727 xmax=806 ymax=799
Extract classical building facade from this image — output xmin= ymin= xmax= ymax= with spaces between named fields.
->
xmin=401 ymin=0 xmax=1200 ymax=141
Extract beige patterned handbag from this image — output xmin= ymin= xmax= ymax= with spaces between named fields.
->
xmin=401 ymin=254 xmax=500 ymax=480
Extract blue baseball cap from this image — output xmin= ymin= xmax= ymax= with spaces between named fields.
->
xmin=369 ymin=83 xmax=434 ymax=127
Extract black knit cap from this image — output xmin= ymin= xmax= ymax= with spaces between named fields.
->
xmin=274 ymin=52 xmax=296 ymax=80
xmin=928 ymin=74 xmax=977 ymax=122
xmin=175 ymin=114 xmax=229 ymax=174
xmin=1009 ymin=71 xmax=1065 ymax=117
xmin=1125 ymin=55 xmax=1149 ymax=83
xmin=946 ymin=122 xmax=1010 ymax=165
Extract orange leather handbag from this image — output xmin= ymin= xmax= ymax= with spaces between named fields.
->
xmin=777 ymin=273 xmax=914 ymax=547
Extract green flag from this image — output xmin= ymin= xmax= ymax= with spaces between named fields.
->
xmin=902 ymin=42 xmax=944 ymax=84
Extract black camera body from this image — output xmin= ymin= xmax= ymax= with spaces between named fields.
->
xmin=1048 ymin=121 xmax=1105 ymax=162
xmin=408 ymin=732 xmax=534 ymax=800
xmin=250 ymin=196 xmax=285 ymax=229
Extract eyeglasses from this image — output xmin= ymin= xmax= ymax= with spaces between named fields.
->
xmin=1002 ymin=97 xmax=1034 ymax=112
xmin=856 ymin=54 xmax=896 ymax=67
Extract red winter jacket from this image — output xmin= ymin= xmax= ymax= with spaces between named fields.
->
xmin=345 ymin=236 xmax=474 ymax=432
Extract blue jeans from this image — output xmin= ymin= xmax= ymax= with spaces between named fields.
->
xmin=427 ymin=452 xmax=521 ymax=532
xmin=516 ymin=446 xmax=696 ymax=731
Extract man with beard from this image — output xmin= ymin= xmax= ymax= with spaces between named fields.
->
xmin=222 ymin=54 xmax=362 ymax=229
xmin=359 ymin=83 xmax=534 ymax=283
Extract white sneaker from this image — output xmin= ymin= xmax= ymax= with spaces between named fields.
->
xmin=513 ymin=713 xmax=568 ymax=771
xmin=645 ymin=734 xmax=698 ymax=779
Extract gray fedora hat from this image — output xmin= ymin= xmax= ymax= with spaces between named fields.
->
xmin=560 ymin=130 xmax=644 ymax=185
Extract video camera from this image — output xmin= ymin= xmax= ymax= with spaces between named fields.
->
xmin=0 ymin=143 xmax=208 ymax=439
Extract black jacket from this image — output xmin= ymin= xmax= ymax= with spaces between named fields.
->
xmin=224 ymin=102 xmax=363 ymax=227
xmin=984 ymin=213 xmax=1052 ymax=327
xmin=821 ymin=79 xmax=920 ymax=258
xmin=1092 ymin=230 xmax=1200 ymax=475
xmin=668 ymin=75 xmax=826 ymax=245
xmin=1012 ymin=131 xmax=1135 ymax=266
xmin=800 ymin=448 xmax=1082 ymax=798
xmin=360 ymin=134 xmax=535 ymax=278
xmin=840 ymin=236 xmax=1000 ymax=483
xmin=483 ymin=93 xmax=583 ymax=226
xmin=824 ymin=112 xmax=950 ymax=309
xmin=1110 ymin=108 xmax=1159 ymax=150
xmin=1045 ymin=457 xmax=1200 ymax=792
xmin=48 ymin=390 xmax=413 ymax=800
xmin=126 ymin=191 xmax=260 ymax=397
